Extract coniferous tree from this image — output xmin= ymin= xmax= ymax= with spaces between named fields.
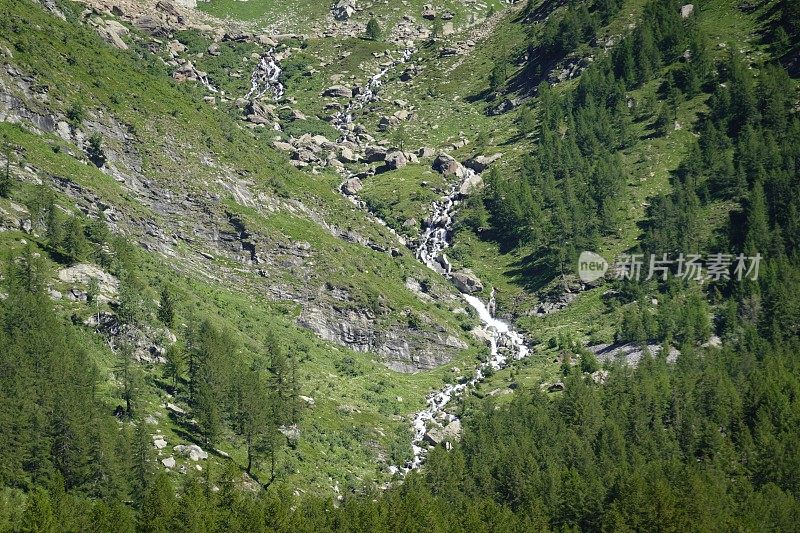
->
xmin=115 ymin=342 xmax=142 ymax=417
xmin=365 ymin=19 xmax=381 ymax=41
xmin=0 ymin=137 xmax=11 ymax=198
xmin=157 ymin=286 xmax=175 ymax=328
xmin=162 ymin=343 xmax=184 ymax=391
xmin=61 ymin=215 xmax=88 ymax=265
xmin=87 ymin=133 xmax=107 ymax=168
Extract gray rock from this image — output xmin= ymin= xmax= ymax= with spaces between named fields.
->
xmin=459 ymin=173 xmax=484 ymax=195
xmin=323 ymin=85 xmax=353 ymax=98
xmin=365 ymin=146 xmax=387 ymax=162
xmin=451 ymin=270 xmax=483 ymax=294
xmin=342 ymin=178 xmax=363 ymax=195
xmin=162 ymin=456 xmax=176 ymax=469
xmin=384 ymin=151 xmax=407 ymax=170
xmin=423 ymin=419 xmax=461 ymax=446
xmin=173 ymin=444 xmax=208 ymax=461
xmin=339 ymin=146 xmax=358 ymax=163
xmin=378 ymin=115 xmax=400 ymax=131
xmin=332 ymin=0 xmax=356 ymax=20
xmin=463 ymin=153 xmax=502 ymax=173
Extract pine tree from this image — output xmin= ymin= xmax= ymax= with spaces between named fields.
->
xmin=431 ymin=18 xmax=444 ymax=39
xmin=61 ymin=215 xmax=88 ymax=265
xmin=117 ymin=270 xmax=146 ymax=325
xmin=266 ymin=330 xmax=290 ymax=426
xmin=115 ymin=343 xmax=142 ymax=417
xmin=163 ymin=344 xmax=184 ymax=391
xmin=20 ymin=488 xmax=56 ymax=533
xmin=0 ymin=137 xmax=11 ymax=198
xmin=141 ymin=473 xmax=177 ymax=533
xmin=157 ymin=286 xmax=175 ymax=328
xmin=490 ymin=62 xmax=508 ymax=91
xmin=233 ymin=365 xmax=271 ymax=476
xmin=87 ymin=133 xmax=107 ymax=168
xmin=44 ymin=196 xmax=62 ymax=252
xmin=744 ymin=181 xmax=770 ymax=257
xmin=365 ymin=19 xmax=381 ymax=41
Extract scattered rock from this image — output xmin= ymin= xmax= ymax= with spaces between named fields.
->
xmin=162 ymin=456 xmax=176 ymax=469
xmin=418 ymin=146 xmax=434 ymax=158
xmin=680 ymin=4 xmax=694 ymax=18
xmin=365 ymin=146 xmax=388 ymax=162
xmin=451 ymin=270 xmax=483 ymax=294
xmin=332 ymin=0 xmax=356 ymax=20
xmin=459 ymin=173 xmax=484 ymax=195
xmin=463 ymin=153 xmax=502 ymax=173
xmin=339 ymin=146 xmax=358 ymax=163
xmin=173 ymin=444 xmax=208 ymax=461
xmin=384 ymin=151 xmax=407 ymax=170
xmin=299 ymin=395 xmax=315 ymax=407
xmin=323 ymin=85 xmax=353 ymax=98
xmin=342 ymin=177 xmax=363 ymax=195
xmin=166 ymin=402 xmax=186 ymax=416
xmin=423 ymin=419 xmax=461 ymax=446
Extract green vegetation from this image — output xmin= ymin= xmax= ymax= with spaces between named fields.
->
xmin=0 ymin=0 xmax=799 ymax=529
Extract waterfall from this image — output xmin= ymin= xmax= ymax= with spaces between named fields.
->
xmin=398 ymin=169 xmax=531 ymax=473
xmin=246 ymin=49 xmax=285 ymax=101
xmin=265 ymin=43 xmax=533 ymax=475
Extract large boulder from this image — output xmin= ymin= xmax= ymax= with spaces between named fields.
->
xmin=173 ymin=444 xmax=208 ymax=461
xmin=339 ymin=146 xmax=359 ymax=163
xmin=432 ymin=153 xmax=455 ymax=172
xmin=323 ymin=85 xmax=353 ymax=98
xmin=384 ymin=151 xmax=407 ymax=170
xmin=378 ymin=115 xmax=400 ymax=131
xmin=134 ymin=16 xmax=168 ymax=37
xmin=58 ymin=264 xmax=118 ymax=299
xmin=451 ymin=270 xmax=483 ymax=294
xmin=423 ymin=419 xmax=461 ymax=446
xmin=463 ymin=153 xmax=502 ymax=173
xmin=418 ymin=146 xmax=434 ymax=158
xmin=365 ymin=145 xmax=388 ymax=162
xmin=332 ymin=0 xmax=356 ymax=20
xmin=459 ymin=173 xmax=484 ymax=195
xmin=422 ymin=4 xmax=436 ymax=19
xmin=432 ymin=153 xmax=465 ymax=177
xmin=342 ymin=177 xmax=363 ymax=195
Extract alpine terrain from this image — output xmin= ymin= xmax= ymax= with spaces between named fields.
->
xmin=0 ymin=0 xmax=799 ymax=530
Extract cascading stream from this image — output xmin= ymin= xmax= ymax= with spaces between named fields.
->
xmin=272 ymin=43 xmax=533 ymax=473
xmin=246 ymin=49 xmax=285 ymax=101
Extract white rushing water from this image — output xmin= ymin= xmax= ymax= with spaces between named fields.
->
xmin=398 ymin=174 xmax=531 ymax=472
xmin=246 ymin=49 xmax=285 ymax=101
xmin=285 ymin=43 xmax=533 ymax=473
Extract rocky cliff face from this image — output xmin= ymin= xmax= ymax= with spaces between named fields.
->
xmin=0 ymin=7 xmax=473 ymax=372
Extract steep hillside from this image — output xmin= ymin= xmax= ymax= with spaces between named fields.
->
xmin=1 ymin=0 xmax=799 ymax=529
